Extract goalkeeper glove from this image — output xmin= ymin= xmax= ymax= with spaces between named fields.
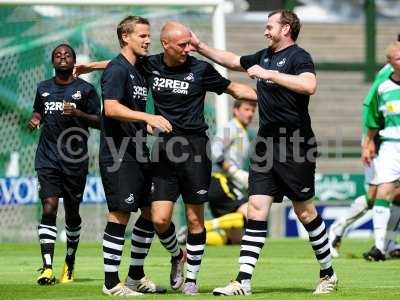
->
xmin=227 ymin=164 xmax=249 ymax=190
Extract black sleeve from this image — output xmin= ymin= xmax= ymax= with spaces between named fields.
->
xmin=202 ymin=62 xmax=231 ymax=95
xmin=85 ymin=85 xmax=101 ymax=115
xmin=101 ymin=64 xmax=126 ymax=100
xmin=33 ymin=87 xmax=43 ymax=114
xmin=291 ymin=50 xmax=315 ymax=75
xmin=240 ymin=49 xmax=265 ymax=70
xmin=139 ymin=56 xmax=154 ymax=79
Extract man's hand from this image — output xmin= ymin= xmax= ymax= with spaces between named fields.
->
xmin=146 ymin=124 xmax=154 ymax=135
xmin=28 ymin=115 xmax=41 ymax=130
xmin=73 ymin=63 xmax=93 ymax=78
xmin=247 ymin=65 xmax=277 ymax=80
xmin=146 ymin=115 xmax=172 ymax=133
xmin=189 ymin=31 xmax=201 ymax=52
xmin=62 ymin=101 xmax=80 ymax=117
xmin=362 ymin=140 xmax=376 ymax=166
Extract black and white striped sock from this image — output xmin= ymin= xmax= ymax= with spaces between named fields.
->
xmin=304 ymin=215 xmax=334 ymax=278
xmin=38 ymin=217 xmax=57 ymax=269
xmin=103 ymin=222 xmax=126 ymax=289
xmin=128 ymin=216 xmax=155 ymax=280
xmin=185 ymin=230 xmax=206 ymax=283
xmin=157 ymin=222 xmax=182 ymax=259
xmin=236 ymin=219 xmax=267 ymax=282
xmin=65 ymin=224 xmax=81 ymax=264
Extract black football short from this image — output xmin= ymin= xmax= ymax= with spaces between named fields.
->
xmin=99 ymin=160 xmax=152 ymax=212
xmin=37 ymin=168 xmax=86 ymax=203
xmin=151 ymin=134 xmax=211 ymax=205
xmin=208 ymin=174 xmax=247 ymax=218
xmin=249 ymin=135 xmax=317 ymax=202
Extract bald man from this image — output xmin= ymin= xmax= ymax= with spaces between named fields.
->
xmin=75 ymin=20 xmax=257 ymax=295
xmin=147 ymin=21 xmax=257 ymax=295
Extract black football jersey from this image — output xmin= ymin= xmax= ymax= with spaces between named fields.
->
xmin=33 ymin=77 xmax=100 ymax=175
xmin=241 ymin=44 xmax=315 ymax=138
xmin=143 ymin=54 xmax=231 ymax=135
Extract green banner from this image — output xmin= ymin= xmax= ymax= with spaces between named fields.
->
xmin=315 ymin=173 xmax=365 ymax=202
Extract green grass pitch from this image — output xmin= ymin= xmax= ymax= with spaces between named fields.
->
xmin=0 ymin=239 xmax=399 ymax=299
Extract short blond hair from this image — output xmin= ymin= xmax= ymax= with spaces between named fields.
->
xmin=386 ymin=41 xmax=400 ymax=60
xmin=117 ymin=16 xmax=150 ymax=48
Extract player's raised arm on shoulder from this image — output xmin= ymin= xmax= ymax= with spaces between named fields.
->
xmin=224 ymin=82 xmax=258 ymax=102
xmin=104 ymin=99 xmax=172 ymax=133
xmin=74 ymin=60 xmax=110 ymax=77
xmin=190 ymin=31 xmax=244 ymax=72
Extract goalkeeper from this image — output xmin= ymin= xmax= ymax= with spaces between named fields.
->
xmin=178 ymin=100 xmax=256 ymax=246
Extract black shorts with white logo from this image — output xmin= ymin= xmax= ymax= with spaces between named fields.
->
xmin=100 ymin=160 xmax=152 ymax=212
xmin=249 ymin=135 xmax=317 ymax=202
xmin=208 ymin=174 xmax=248 ymax=218
xmin=37 ymin=168 xmax=86 ymax=203
xmin=151 ymin=134 xmax=211 ymax=205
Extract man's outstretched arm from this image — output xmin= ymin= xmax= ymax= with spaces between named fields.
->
xmin=190 ymin=31 xmax=245 ymax=72
xmin=224 ymin=82 xmax=257 ymax=102
xmin=74 ymin=60 xmax=110 ymax=77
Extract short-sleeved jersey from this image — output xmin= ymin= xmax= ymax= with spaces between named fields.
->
xmin=33 ymin=77 xmax=100 ymax=175
xmin=142 ymin=54 xmax=231 ymax=135
xmin=366 ymin=76 xmax=400 ymax=142
xmin=100 ymin=54 xmax=149 ymax=163
xmin=212 ymin=118 xmax=250 ymax=172
xmin=240 ymin=45 xmax=315 ymax=138
xmin=362 ymin=64 xmax=393 ymax=136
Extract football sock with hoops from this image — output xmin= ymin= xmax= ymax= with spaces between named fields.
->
xmin=65 ymin=218 xmax=81 ymax=265
xmin=185 ymin=230 xmax=206 ymax=283
xmin=128 ymin=215 xmax=155 ymax=280
xmin=236 ymin=219 xmax=267 ymax=282
xmin=103 ymin=222 xmax=126 ymax=289
xmin=38 ymin=215 xmax=57 ymax=269
xmin=303 ymin=215 xmax=334 ymax=278
xmin=157 ymin=222 xmax=182 ymax=260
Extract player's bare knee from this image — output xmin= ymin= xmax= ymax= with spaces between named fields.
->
xmin=108 ymin=211 xmax=130 ymax=225
xmin=152 ymin=215 xmax=171 ymax=232
xmin=294 ymin=208 xmax=315 ymax=224
xmin=187 ymin=216 xmax=204 ymax=234
xmin=247 ymin=199 xmax=267 ymax=220
xmin=248 ymin=200 xmax=262 ymax=212
xmin=186 ymin=204 xmax=204 ymax=233
xmin=376 ymin=191 xmax=393 ymax=201
xmin=376 ymin=183 xmax=397 ymax=200
xmin=42 ymin=197 xmax=58 ymax=218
